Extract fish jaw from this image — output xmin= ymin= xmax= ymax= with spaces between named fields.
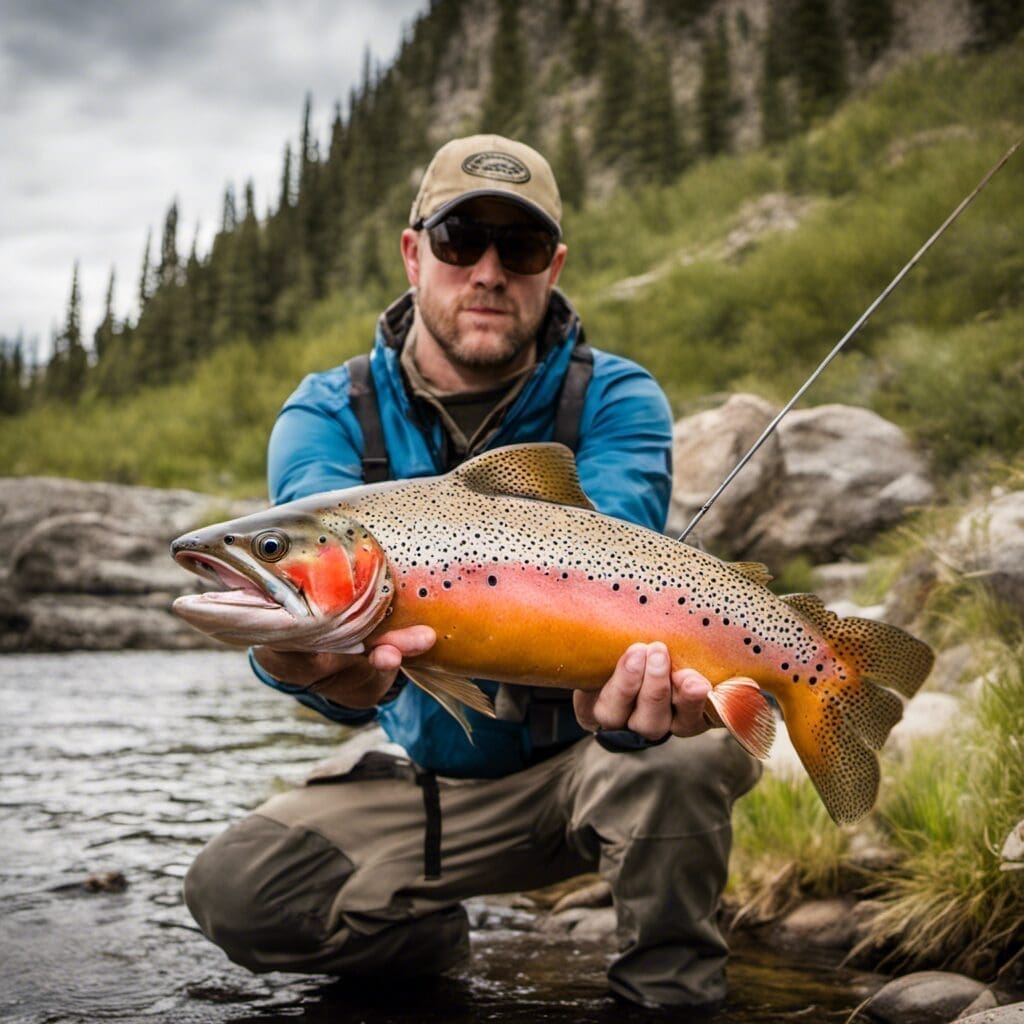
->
xmin=170 ymin=509 xmax=394 ymax=651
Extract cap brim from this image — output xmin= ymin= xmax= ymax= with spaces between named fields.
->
xmin=418 ymin=190 xmax=561 ymax=237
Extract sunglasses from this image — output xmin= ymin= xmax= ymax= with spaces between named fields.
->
xmin=423 ymin=216 xmax=558 ymax=276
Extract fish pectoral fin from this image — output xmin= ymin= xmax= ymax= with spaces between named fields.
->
xmin=401 ymin=666 xmax=496 ymax=744
xmin=705 ymin=677 xmax=777 ymax=760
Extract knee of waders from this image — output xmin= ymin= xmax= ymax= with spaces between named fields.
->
xmin=587 ymin=731 xmax=762 ymax=834
xmin=184 ymin=813 xmax=354 ymax=970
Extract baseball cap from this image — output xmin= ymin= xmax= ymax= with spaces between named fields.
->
xmin=409 ymin=134 xmax=562 ymax=237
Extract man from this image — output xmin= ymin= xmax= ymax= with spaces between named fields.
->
xmin=184 ymin=135 xmax=760 ymax=1011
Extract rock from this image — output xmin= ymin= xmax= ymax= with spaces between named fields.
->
xmin=551 ymin=878 xmax=611 ymax=914
xmin=774 ymin=897 xmax=858 ymax=950
xmin=667 ymin=393 xmax=783 ymax=554
xmin=811 ymin=561 xmax=871 ymax=604
xmin=861 ymin=971 xmax=991 ymax=1023
xmin=928 ymin=644 xmax=978 ymax=693
xmin=542 ymin=906 xmax=617 ymax=943
xmin=0 ymin=476 xmax=261 ymax=652
xmin=999 ymin=820 xmax=1024 ymax=873
xmin=956 ymin=990 xmax=1001 ymax=1018
xmin=957 ymin=1003 xmax=1024 ymax=1023
xmin=747 ymin=404 xmax=934 ymax=565
xmin=568 ymin=906 xmax=617 ymax=942
xmin=947 ymin=492 xmax=1024 ymax=613
xmin=886 ymin=692 xmax=962 ymax=757
xmin=667 ymin=398 xmax=933 ymax=565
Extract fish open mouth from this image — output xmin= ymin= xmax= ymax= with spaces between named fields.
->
xmin=174 ymin=552 xmax=285 ymax=610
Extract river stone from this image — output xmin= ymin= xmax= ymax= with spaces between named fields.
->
xmin=746 ymin=405 xmax=934 ymax=565
xmin=957 ymin=1003 xmax=1024 ymax=1023
xmin=999 ymin=819 xmax=1024 ymax=872
xmin=667 ymin=393 xmax=782 ymax=554
xmin=947 ymin=491 xmax=1024 ymax=613
xmin=886 ymin=692 xmax=962 ymax=757
xmin=774 ymin=897 xmax=858 ymax=950
xmin=0 ymin=476 xmax=261 ymax=651
xmin=862 ymin=971 xmax=991 ymax=1023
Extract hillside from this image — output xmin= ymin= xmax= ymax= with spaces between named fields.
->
xmin=0 ymin=0 xmax=1021 ymax=496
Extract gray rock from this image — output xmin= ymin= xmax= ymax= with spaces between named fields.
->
xmin=0 ymin=476 xmax=261 ymax=651
xmin=862 ymin=970 xmax=991 ymax=1023
xmin=811 ymin=561 xmax=872 ymax=604
xmin=956 ymin=990 xmax=1001 ymax=1018
xmin=947 ymin=492 xmax=1024 ymax=612
xmin=668 ymin=398 xmax=933 ymax=565
xmin=667 ymin=394 xmax=782 ymax=554
xmin=551 ymin=878 xmax=611 ymax=914
xmin=886 ymin=692 xmax=962 ymax=757
xmin=569 ymin=906 xmax=617 ymax=942
xmin=957 ymin=1003 xmax=1024 ymax=1024
xmin=999 ymin=819 xmax=1024 ymax=873
xmin=774 ymin=897 xmax=858 ymax=950
xmin=747 ymin=404 xmax=934 ymax=565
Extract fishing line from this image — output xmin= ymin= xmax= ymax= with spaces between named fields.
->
xmin=678 ymin=135 xmax=1024 ymax=543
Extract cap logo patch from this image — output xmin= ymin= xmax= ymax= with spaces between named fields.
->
xmin=462 ymin=151 xmax=531 ymax=184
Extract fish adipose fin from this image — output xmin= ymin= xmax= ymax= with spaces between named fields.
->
xmin=453 ymin=443 xmax=596 ymax=510
xmin=402 ymin=666 xmax=496 ymax=743
xmin=705 ymin=677 xmax=777 ymax=760
xmin=729 ymin=561 xmax=774 ymax=587
xmin=776 ymin=603 xmax=934 ymax=825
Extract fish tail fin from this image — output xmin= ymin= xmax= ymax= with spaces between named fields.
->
xmin=401 ymin=666 xmax=496 ymax=744
xmin=705 ymin=678 xmax=777 ymax=760
xmin=776 ymin=603 xmax=934 ymax=825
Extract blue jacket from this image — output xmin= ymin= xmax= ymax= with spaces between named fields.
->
xmin=254 ymin=290 xmax=674 ymax=777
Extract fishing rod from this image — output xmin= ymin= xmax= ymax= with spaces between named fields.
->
xmin=677 ymin=135 xmax=1024 ymax=543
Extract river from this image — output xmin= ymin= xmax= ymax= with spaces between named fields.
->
xmin=0 ymin=651 xmax=882 ymax=1023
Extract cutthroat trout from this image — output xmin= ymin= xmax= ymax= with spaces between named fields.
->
xmin=171 ymin=443 xmax=933 ymax=824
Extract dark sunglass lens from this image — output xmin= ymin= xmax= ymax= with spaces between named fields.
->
xmin=497 ymin=228 xmax=556 ymax=275
xmin=428 ymin=221 xmax=487 ymax=266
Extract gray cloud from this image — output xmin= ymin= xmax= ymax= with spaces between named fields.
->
xmin=0 ymin=0 xmax=425 ymax=350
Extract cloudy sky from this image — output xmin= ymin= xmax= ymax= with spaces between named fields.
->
xmin=0 ymin=0 xmax=426 ymax=356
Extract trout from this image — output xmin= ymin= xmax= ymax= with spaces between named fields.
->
xmin=171 ymin=443 xmax=933 ymax=824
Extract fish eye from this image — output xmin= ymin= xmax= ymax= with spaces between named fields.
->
xmin=224 ymin=535 xmax=235 ymax=545
xmin=253 ymin=530 xmax=289 ymax=562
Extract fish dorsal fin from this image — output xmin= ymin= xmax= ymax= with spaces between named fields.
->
xmin=729 ymin=561 xmax=774 ymax=587
xmin=781 ymin=593 xmax=839 ymax=633
xmin=452 ymin=443 xmax=595 ymax=510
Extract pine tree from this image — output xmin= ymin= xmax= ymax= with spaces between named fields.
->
xmin=47 ymin=262 xmax=88 ymax=401
xmin=967 ymin=0 xmax=1024 ymax=50
xmin=697 ymin=14 xmax=734 ymax=156
xmin=791 ymin=0 xmax=847 ymax=122
xmin=554 ymin=116 xmax=586 ymax=210
xmin=844 ymin=0 xmax=893 ymax=64
xmin=158 ymin=200 xmax=181 ymax=289
xmin=93 ymin=268 xmax=117 ymax=362
xmin=760 ymin=8 xmax=793 ymax=144
xmin=569 ymin=0 xmax=600 ymax=75
xmin=634 ymin=44 xmax=685 ymax=183
xmin=480 ymin=0 xmax=534 ymax=140
xmin=137 ymin=229 xmax=156 ymax=311
xmin=594 ymin=4 xmax=639 ymax=164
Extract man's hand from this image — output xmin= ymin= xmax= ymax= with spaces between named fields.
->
xmin=573 ymin=642 xmax=712 ymax=741
xmin=254 ymin=625 xmax=437 ymax=708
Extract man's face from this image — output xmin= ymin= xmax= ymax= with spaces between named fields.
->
xmin=401 ymin=197 xmax=567 ymax=373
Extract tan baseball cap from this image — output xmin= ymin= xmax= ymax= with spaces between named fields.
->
xmin=409 ymin=134 xmax=562 ymax=237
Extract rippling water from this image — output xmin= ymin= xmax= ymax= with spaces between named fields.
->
xmin=0 ymin=651 xmax=880 ymax=1023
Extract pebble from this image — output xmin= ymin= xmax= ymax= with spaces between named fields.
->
xmin=957 ymin=1003 xmax=1024 ymax=1023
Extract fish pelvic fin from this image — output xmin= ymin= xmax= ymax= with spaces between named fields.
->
xmin=705 ymin=678 xmax=777 ymax=760
xmin=775 ymin=602 xmax=934 ymax=825
xmin=452 ymin=443 xmax=595 ymax=510
xmin=401 ymin=666 xmax=496 ymax=744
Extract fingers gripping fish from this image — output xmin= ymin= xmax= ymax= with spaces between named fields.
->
xmin=171 ymin=443 xmax=933 ymax=825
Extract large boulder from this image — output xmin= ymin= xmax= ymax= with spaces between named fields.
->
xmin=667 ymin=394 xmax=783 ymax=555
xmin=0 ymin=476 xmax=261 ymax=652
xmin=669 ymin=397 xmax=934 ymax=565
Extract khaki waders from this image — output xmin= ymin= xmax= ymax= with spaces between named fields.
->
xmin=184 ymin=730 xmax=760 ymax=1009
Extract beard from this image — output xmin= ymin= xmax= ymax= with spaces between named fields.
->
xmin=415 ymin=285 xmax=548 ymax=370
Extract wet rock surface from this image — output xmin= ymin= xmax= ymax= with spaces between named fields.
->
xmin=0 ymin=476 xmax=260 ymax=651
xmin=858 ymin=970 xmax=994 ymax=1023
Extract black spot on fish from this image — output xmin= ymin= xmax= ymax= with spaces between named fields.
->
xmin=418 ymin=587 xmax=428 ymax=598
xmin=487 ymin=575 xmax=498 ymax=587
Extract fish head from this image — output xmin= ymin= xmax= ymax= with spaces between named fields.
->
xmin=170 ymin=506 xmax=392 ymax=651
